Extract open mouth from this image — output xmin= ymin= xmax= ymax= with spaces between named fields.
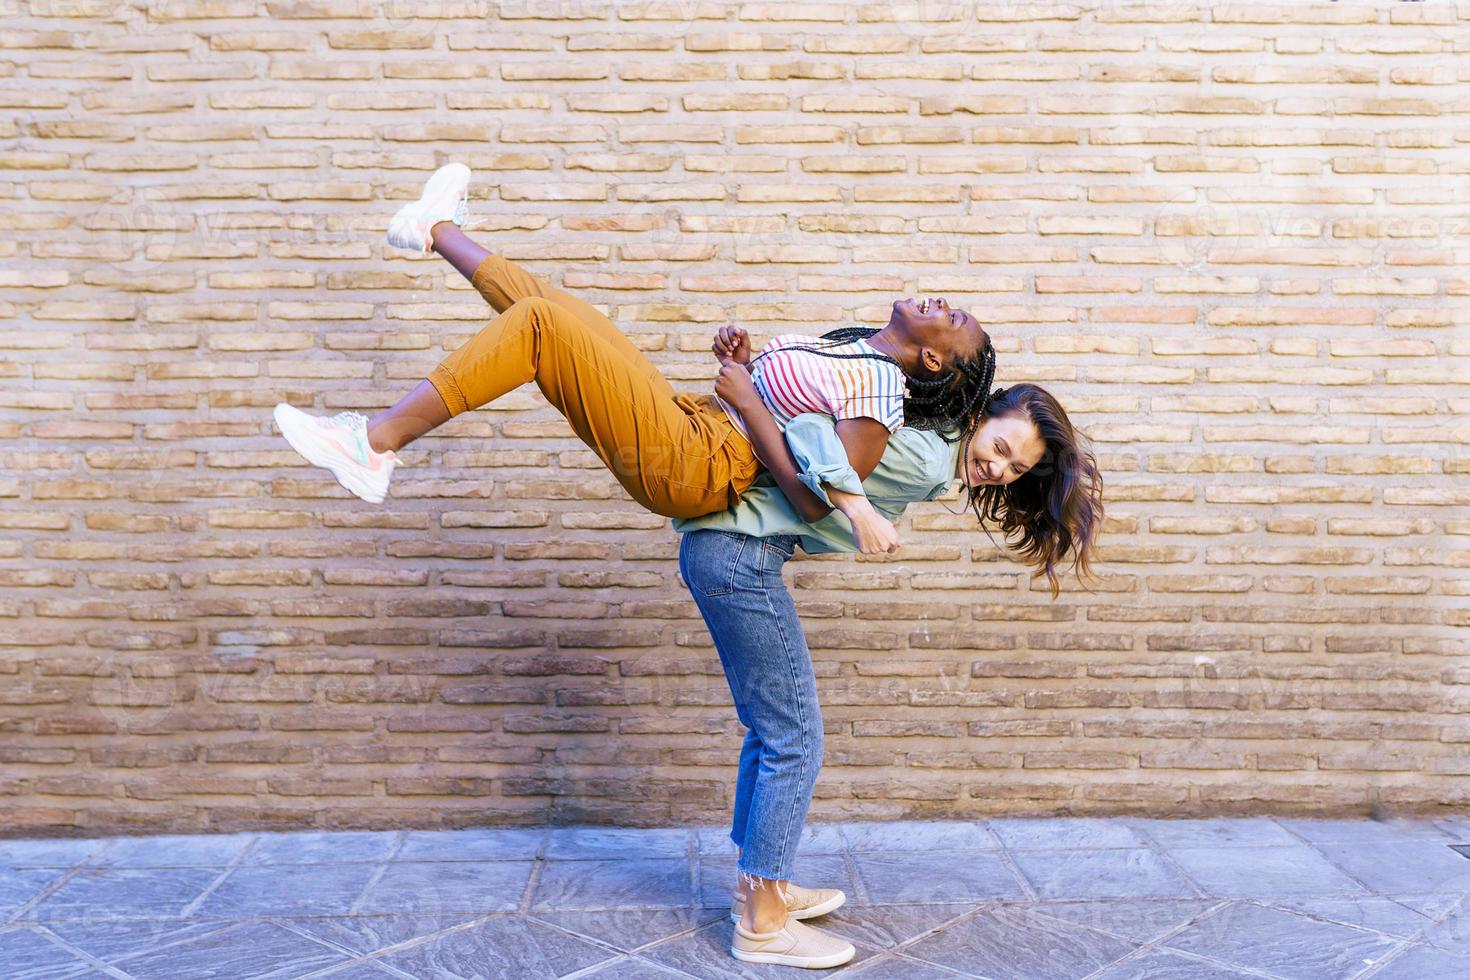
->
xmin=918 ymin=297 xmax=943 ymax=315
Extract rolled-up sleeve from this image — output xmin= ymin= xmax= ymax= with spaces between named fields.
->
xmin=785 ymin=413 xmax=866 ymax=507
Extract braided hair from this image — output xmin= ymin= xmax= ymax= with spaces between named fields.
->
xmin=748 ymin=326 xmax=998 ymax=443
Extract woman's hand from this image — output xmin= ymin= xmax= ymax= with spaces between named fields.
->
xmin=714 ymin=359 xmax=760 ymax=411
xmin=828 ymin=489 xmax=900 ymax=555
xmin=712 ymin=324 xmax=751 ymax=366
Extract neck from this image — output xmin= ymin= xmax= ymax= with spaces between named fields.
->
xmin=867 ymin=327 xmax=916 ymax=374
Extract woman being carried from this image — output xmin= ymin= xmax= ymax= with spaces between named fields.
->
xmin=272 ymin=164 xmax=996 ymax=549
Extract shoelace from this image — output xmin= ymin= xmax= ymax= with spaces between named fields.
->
xmin=330 ymin=410 xmax=369 ymax=431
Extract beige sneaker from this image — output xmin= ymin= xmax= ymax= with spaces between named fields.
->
xmin=731 ymin=916 xmax=855 ymax=969
xmin=730 ymin=880 xmax=846 ymax=923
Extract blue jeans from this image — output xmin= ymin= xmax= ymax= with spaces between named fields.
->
xmin=678 ymin=528 xmax=823 ymax=881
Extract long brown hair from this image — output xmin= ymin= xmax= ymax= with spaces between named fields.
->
xmin=960 ymin=384 xmax=1105 ymax=599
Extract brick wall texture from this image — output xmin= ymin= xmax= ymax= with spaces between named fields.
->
xmin=3 ymin=0 xmax=1468 ymax=836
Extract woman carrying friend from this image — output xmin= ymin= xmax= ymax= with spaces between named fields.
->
xmin=274 ymin=163 xmax=1106 ymax=968
xmin=677 ymin=377 xmax=1103 ymax=967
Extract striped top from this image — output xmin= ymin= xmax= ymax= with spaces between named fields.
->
xmin=713 ymin=333 xmax=907 ymax=440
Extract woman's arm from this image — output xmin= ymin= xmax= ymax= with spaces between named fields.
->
xmin=713 ymin=368 xmax=902 ymax=553
xmin=714 ymin=362 xmax=829 ymax=522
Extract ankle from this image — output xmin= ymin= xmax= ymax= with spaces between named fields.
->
xmin=428 ymin=220 xmax=456 ymax=250
xmin=743 ymin=909 xmax=788 ymax=934
xmin=365 ymin=427 xmax=396 ymax=455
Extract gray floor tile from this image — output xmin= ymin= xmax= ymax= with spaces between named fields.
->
xmin=395 ymin=827 xmax=547 ymax=863
xmin=1128 ymin=817 xmax=1299 ymax=850
xmin=1278 ymin=818 xmax=1455 ymax=845
xmin=1164 ymin=901 xmax=1399 ymax=980
xmin=1416 ymin=899 xmax=1470 ymax=953
xmin=1386 ymin=892 xmax=1463 ymax=920
xmin=830 ymin=952 xmax=971 ymax=978
xmin=903 ymin=904 xmax=1138 ymax=979
xmin=0 ymin=840 xmax=107 ymax=870
xmin=1029 ymin=899 xmax=1220 ymax=943
xmin=814 ymin=902 xmax=976 ymax=951
xmin=987 ymin=816 xmax=1145 ymax=850
xmin=1166 ymin=845 xmax=1370 ymax=898
xmin=244 ymin=831 xmax=401 ymax=866
xmin=1262 ymin=896 xmax=1435 ymax=939
xmin=97 ymin=919 xmax=350 ymax=980
xmin=573 ymin=956 xmax=700 ymax=979
xmin=195 ymin=863 xmax=381 ymax=917
xmin=696 ymin=853 xmax=852 ymax=910
xmin=0 ymin=868 xmax=66 ymax=919
xmin=285 ymin=912 xmax=480 ymax=956
xmin=853 ymin=851 xmax=1027 ymax=905
xmin=38 ymin=916 xmax=241 ymax=964
xmin=29 ymin=867 xmax=224 ymax=921
xmin=531 ymin=907 xmax=724 ymax=952
xmin=1314 ymin=840 xmax=1470 ymax=895
xmin=0 ymin=926 xmax=98 ymax=980
xmin=1434 ymin=817 xmax=1470 ymax=841
xmin=1363 ymin=942 xmax=1470 ymax=980
xmin=1010 ymin=848 xmax=1199 ymax=901
xmin=547 ymin=826 xmax=690 ymax=861
xmin=1090 ymin=947 xmax=1266 ymax=980
xmin=841 ymin=820 xmax=998 ymax=853
xmin=372 ymin=915 xmax=618 ymax=979
xmin=88 ymin=832 xmax=257 ymax=868
xmin=531 ymin=858 xmax=692 ymax=912
xmin=304 ymin=961 xmax=409 ymax=979
xmin=637 ymin=917 xmax=878 ymax=978
xmin=356 ymin=861 xmax=535 ymax=915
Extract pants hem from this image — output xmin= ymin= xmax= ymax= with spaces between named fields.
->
xmin=426 ymin=365 xmax=468 ymax=417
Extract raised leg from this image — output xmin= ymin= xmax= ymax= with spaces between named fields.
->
xmin=409 ymin=294 xmax=746 ymax=518
xmin=430 ymin=225 xmax=677 ymax=400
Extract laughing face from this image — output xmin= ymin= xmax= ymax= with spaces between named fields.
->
xmin=957 ymin=412 xmax=1047 ymax=489
xmin=890 ymin=296 xmax=990 ymax=376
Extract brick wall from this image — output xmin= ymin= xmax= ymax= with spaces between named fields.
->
xmin=2 ymin=0 xmax=1467 ymax=835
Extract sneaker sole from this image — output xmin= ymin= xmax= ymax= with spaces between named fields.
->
xmin=390 ymin=163 xmax=470 ymax=253
xmin=729 ymin=891 xmax=846 ymax=923
xmin=273 ymin=404 xmax=389 ymax=504
xmin=729 ymin=945 xmax=855 ymax=969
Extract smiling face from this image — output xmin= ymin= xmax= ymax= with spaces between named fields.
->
xmin=890 ymin=296 xmax=990 ymax=376
xmin=957 ymin=412 xmax=1046 ymax=489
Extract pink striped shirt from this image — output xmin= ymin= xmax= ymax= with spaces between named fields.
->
xmin=713 ymin=333 xmax=907 ymax=441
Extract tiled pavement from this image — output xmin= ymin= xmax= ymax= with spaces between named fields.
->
xmin=3 ymin=817 xmax=1470 ymax=979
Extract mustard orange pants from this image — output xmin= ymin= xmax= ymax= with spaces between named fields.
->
xmin=426 ymin=254 xmax=760 ymax=520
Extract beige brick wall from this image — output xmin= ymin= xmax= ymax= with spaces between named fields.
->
xmin=2 ymin=0 xmax=1467 ymax=835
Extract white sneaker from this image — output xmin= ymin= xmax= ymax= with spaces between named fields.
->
xmin=387 ymin=161 xmax=470 ymax=255
xmin=273 ymin=404 xmax=398 ymax=503
xmin=731 ymin=916 xmax=855 ymax=969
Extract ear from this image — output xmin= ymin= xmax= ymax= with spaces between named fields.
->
xmin=919 ymin=346 xmax=943 ymax=375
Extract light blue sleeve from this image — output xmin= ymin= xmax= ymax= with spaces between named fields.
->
xmin=784 ymin=413 xmax=866 ymax=508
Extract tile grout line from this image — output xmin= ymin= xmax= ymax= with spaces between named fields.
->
xmin=17 ymin=923 xmax=135 ymax=980
xmin=179 ymin=833 xmax=262 ymax=919
xmin=341 ymin=830 xmax=406 ymax=918
xmin=1129 ymin=818 xmax=1214 ymax=900
xmin=516 ymin=826 xmax=552 ymax=916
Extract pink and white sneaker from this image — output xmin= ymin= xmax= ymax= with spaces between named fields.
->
xmin=273 ymin=404 xmax=398 ymax=503
xmin=386 ymin=161 xmax=470 ymax=255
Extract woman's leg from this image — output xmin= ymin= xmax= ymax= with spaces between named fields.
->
xmin=374 ymin=294 xmax=753 ymax=518
xmin=679 ymin=530 xmax=825 ymax=930
xmin=430 ymin=224 xmax=677 ymax=400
